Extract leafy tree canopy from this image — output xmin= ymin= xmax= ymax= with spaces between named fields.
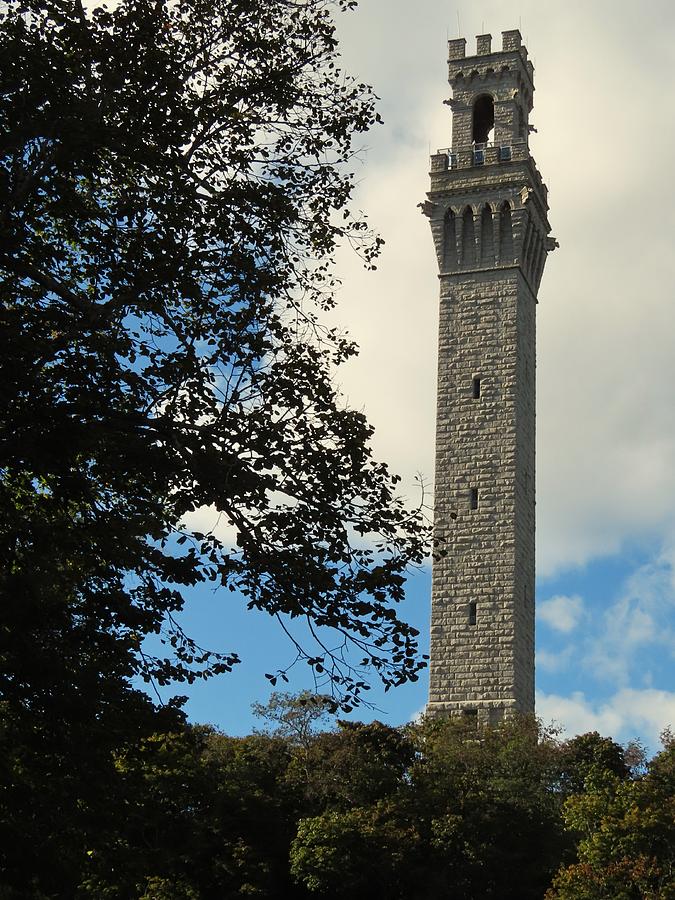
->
xmin=4 ymin=678 xmax=671 ymax=899
xmin=0 ymin=1 xmax=431 ymax=891
xmin=252 ymin=689 xmax=336 ymax=748
xmin=0 ymin=0 xmax=430 ymax=718
xmin=547 ymin=730 xmax=675 ymax=900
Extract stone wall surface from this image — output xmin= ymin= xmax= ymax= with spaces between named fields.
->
xmin=426 ymin=31 xmax=552 ymax=723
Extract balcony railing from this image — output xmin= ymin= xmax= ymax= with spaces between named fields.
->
xmin=431 ymin=140 xmax=528 ymax=172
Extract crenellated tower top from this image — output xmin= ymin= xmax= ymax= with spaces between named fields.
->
xmin=446 ymin=30 xmax=534 ymax=154
xmin=423 ymin=30 xmax=556 ymax=293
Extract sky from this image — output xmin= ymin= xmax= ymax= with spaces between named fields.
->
xmin=168 ymin=0 xmax=675 ymax=753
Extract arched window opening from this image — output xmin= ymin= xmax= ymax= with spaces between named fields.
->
xmin=480 ymin=205 xmax=494 ymax=265
xmin=443 ymin=209 xmax=457 ymax=270
xmin=534 ymin=239 xmax=547 ymax=289
xmin=499 ymin=202 xmax=513 ymax=264
xmin=525 ymin=228 xmax=539 ymax=278
xmin=521 ymin=221 xmax=534 ymax=271
xmin=462 ymin=207 xmax=475 ymax=267
xmin=472 ymin=94 xmax=495 ymax=144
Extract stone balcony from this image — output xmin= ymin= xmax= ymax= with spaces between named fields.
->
xmin=430 ymin=139 xmax=548 ymax=208
xmin=431 ymin=139 xmax=529 ymax=172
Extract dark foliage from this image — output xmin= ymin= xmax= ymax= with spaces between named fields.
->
xmin=0 ymin=0 xmax=431 ymax=892
xmin=9 ymin=705 xmax=660 ymax=899
xmin=0 ymin=0 xmax=430 ymax=713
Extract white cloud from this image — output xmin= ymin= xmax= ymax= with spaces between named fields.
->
xmin=328 ymin=0 xmax=675 ymax=581
xmin=310 ymin=4 xmax=675 ymax=737
xmin=581 ymin=545 xmax=675 ymax=684
xmin=537 ymin=687 xmax=675 ymax=751
xmin=538 ymin=594 xmax=584 ymax=633
xmin=181 ymin=504 xmax=238 ymax=547
xmin=411 ymin=704 xmax=427 ymax=724
xmin=536 ymin=646 xmax=573 ymax=674
xmin=537 ymin=690 xmax=623 ymax=739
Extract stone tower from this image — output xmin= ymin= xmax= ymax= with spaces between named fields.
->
xmin=425 ymin=30 xmax=556 ymax=724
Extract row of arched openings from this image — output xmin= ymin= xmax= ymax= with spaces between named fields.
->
xmin=443 ymin=203 xmax=513 ymax=270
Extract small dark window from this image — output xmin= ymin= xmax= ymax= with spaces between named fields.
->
xmin=463 ymin=709 xmax=478 ymax=729
xmin=489 ymin=707 xmax=504 ymax=726
xmin=472 ymin=377 xmax=481 ymax=399
xmin=470 ymin=488 xmax=479 ymax=510
xmin=469 ymin=602 xmax=477 ymax=625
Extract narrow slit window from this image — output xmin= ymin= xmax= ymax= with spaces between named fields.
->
xmin=489 ymin=707 xmax=504 ymax=726
xmin=472 ymin=377 xmax=481 ymax=399
xmin=463 ymin=709 xmax=478 ymax=729
xmin=469 ymin=602 xmax=477 ymax=625
xmin=470 ymin=488 xmax=479 ymax=510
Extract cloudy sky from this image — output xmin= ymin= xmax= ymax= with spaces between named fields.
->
xmin=176 ymin=0 xmax=675 ymax=751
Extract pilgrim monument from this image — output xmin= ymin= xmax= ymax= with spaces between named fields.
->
xmin=424 ymin=31 xmax=556 ymax=724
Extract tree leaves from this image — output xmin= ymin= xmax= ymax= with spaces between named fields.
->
xmin=0 ymin=3 xmax=432 ymax=892
xmin=0 ymin=0 xmax=431 ymax=709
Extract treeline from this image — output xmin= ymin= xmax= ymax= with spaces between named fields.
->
xmin=4 ymin=693 xmax=673 ymax=898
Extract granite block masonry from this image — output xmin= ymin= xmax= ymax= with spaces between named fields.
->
xmin=423 ymin=31 xmax=557 ymax=726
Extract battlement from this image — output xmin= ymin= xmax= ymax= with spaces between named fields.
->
xmin=447 ymin=29 xmax=534 ymax=94
xmin=448 ymin=29 xmax=524 ymax=60
xmin=444 ymin=28 xmax=535 ymax=152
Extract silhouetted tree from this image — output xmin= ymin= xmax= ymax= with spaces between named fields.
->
xmin=0 ymin=0 xmax=430 ymax=892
